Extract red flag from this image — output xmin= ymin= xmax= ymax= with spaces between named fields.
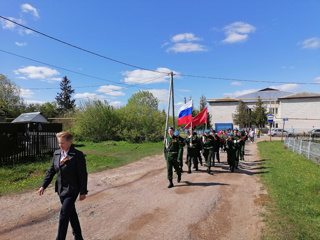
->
xmin=184 ymin=107 xmax=207 ymax=129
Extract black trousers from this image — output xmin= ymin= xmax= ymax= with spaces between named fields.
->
xmin=57 ymin=195 xmax=83 ymax=240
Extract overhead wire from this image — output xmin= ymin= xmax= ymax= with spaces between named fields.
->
xmin=1 ymin=16 xmax=318 ymax=86
xmin=0 ymin=49 xmax=169 ymax=91
xmin=0 ymin=16 xmax=170 ymax=74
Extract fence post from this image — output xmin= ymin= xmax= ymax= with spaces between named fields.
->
xmin=299 ymin=139 xmax=302 ymax=155
xmin=307 ymin=140 xmax=311 ymax=159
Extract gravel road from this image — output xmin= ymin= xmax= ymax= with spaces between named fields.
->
xmin=0 ymin=136 xmax=268 ymax=240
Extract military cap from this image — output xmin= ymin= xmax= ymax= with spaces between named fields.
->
xmin=167 ymin=126 xmax=174 ymax=130
xmin=228 ymin=133 xmax=234 ymax=136
xmin=174 ymin=131 xmax=180 ymax=136
xmin=204 ymin=129 xmax=211 ymax=133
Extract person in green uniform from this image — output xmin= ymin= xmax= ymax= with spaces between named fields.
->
xmin=233 ymin=129 xmax=240 ymax=169
xmin=164 ymin=127 xmax=181 ymax=188
xmin=201 ymin=129 xmax=215 ymax=174
xmin=185 ymin=130 xmax=199 ymax=174
xmin=239 ymin=130 xmax=246 ymax=161
xmin=226 ymin=133 xmax=236 ymax=172
xmin=174 ymin=131 xmax=185 ymax=173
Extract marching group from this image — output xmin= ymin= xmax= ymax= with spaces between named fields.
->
xmin=164 ymin=127 xmax=256 ymax=188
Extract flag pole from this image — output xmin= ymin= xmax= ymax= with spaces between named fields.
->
xmin=164 ymin=73 xmax=172 ymax=140
xmin=170 ymin=72 xmax=175 ymax=129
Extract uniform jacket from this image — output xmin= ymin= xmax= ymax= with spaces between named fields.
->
xmin=41 ymin=145 xmax=88 ymax=197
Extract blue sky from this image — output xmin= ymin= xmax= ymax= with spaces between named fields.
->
xmin=1 ymin=0 xmax=320 ymax=110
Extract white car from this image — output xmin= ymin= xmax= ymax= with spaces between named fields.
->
xmin=268 ymin=129 xmax=293 ymax=137
xmin=310 ymin=129 xmax=320 ymax=136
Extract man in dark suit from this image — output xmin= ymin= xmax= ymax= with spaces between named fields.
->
xmin=38 ymin=132 xmax=88 ymax=240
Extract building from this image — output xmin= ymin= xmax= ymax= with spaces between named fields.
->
xmin=207 ymin=88 xmax=320 ymax=133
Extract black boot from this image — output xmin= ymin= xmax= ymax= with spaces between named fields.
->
xmin=168 ymin=179 xmax=174 ymax=188
xmin=207 ymin=167 xmax=210 ymax=174
xmin=231 ymin=166 xmax=235 ymax=172
xmin=177 ymin=175 xmax=181 ymax=183
xmin=188 ymin=166 xmax=191 ymax=174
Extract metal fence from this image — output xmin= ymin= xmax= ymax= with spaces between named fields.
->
xmin=284 ymin=136 xmax=320 ymax=165
xmin=0 ymin=123 xmax=62 ymax=165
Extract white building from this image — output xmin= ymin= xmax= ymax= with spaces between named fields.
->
xmin=207 ymin=88 xmax=320 ymax=133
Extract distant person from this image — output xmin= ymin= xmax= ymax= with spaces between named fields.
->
xmin=174 ymin=131 xmax=185 ymax=173
xmin=201 ymin=129 xmax=214 ymax=174
xmin=249 ymin=128 xmax=255 ymax=143
xmin=185 ymin=130 xmax=200 ymax=173
xmin=164 ymin=127 xmax=181 ymax=188
xmin=38 ymin=131 xmax=88 ymax=240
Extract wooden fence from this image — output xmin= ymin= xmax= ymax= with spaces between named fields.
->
xmin=0 ymin=123 xmax=62 ymax=165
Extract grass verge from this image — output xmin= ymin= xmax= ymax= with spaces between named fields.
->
xmin=0 ymin=141 xmax=163 ymax=196
xmin=258 ymin=140 xmax=320 ymax=240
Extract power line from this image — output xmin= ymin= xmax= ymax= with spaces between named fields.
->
xmin=1 ymin=16 xmax=317 ymax=86
xmin=0 ymin=16 xmax=170 ymax=74
xmin=179 ymin=73 xmax=318 ymax=85
xmin=0 ymin=49 xmax=169 ymax=91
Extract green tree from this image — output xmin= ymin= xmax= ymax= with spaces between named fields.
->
xmin=251 ymin=96 xmax=268 ymax=128
xmin=55 ymin=76 xmax=76 ymax=113
xmin=233 ymin=100 xmax=251 ymax=128
xmin=127 ymin=90 xmax=159 ymax=110
xmin=39 ymin=102 xmax=59 ymax=119
xmin=72 ymin=100 xmax=119 ymax=141
xmin=0 ymin=74 xmax=22 ymax=117
xmin=118 ymin=91 xmax=165 ymax=142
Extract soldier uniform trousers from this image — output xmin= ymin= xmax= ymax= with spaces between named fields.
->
xmin=240 ymin=145 xmax=245 ymax=160
xmin=203 ymin=148 xmax=213 ymax=169
xmin=235 ymin=148 xmax=240 ymax=168
xmin=166 ymin=152 xmax=181 ymax=180
xmin=226 ymin=149 xmax=236 ymax=171
xmin=178 ymin=148 xmax=184 ymax=170
xmin=187 ymin=148 xmax=198 ymax=170
xmin=212 ymin=150 xmax=220 ymax=164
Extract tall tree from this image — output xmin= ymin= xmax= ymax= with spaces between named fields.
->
xmin=251 ymin=96 xmax=268 ymax=128
xmin=233 ymin=100 xmax=251 ymax=128
xmin=55 ymin=76 xmax=75 ymax=112
xmin=0 ymin=74 xmax=22 ymax=117
xmin=126 ymin=90 xmax=159 ymax=110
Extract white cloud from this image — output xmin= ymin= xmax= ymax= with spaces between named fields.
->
xmin=74 ymin=92 xmax=106 ymax=100
xmin=14 ymin=66 xmax=60 ymax=82
xmin=15 ymin=42 xmax=27 ymax=47
xmin=23 ymin=99 xmax=46 ymax=105
xmin=109 ymin=101 xmax=123 ymax=108
xmin=231 ymin=82 xmax=242 ymax=86
xmin=20 ymin=88 xmax=34 ymax=98
xmin=177 ymin=89 xmax=191 ymax=92
xmin=148 ymin=89 xmax=169 ymax=104
xmin=314 ymin=77 xmax=320 ymax=84
xmin=222 ymin=22 xmax=256 ymax=43
xmin=96 ymin=85 xmax=125 ymax=96
xmin=270 ymin=84 xmax=300 ymax=92
xmin=122 ymin=68 xmax=176 ymax=85
xmin=165 ymin=33 xmax=206 ymax=53
xmin=223 ymin=89 xmax=258 ymax=97
xmin=166 ymin=42 xmax=207 ymax=53
xmin=21 ymin=4 xmax=39 ymax=18
xmin=171 ymin=33 xmax=201 ymax=42
xmin=299 ymin=37 xmax=320 ymax=49
xmin=175 ymin=102 xmax=184 ymax=106
xmin=0 ymin=17 xmax=24 ymax=30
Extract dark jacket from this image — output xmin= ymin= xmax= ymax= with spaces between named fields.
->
xmin=41 ymin=145 xmax=88 ymax=197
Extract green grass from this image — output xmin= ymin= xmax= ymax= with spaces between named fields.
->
xmin=0 ymin=141 xmax=163 ymax=196
xmin=258 ymin=140 xmax=320 ymax=240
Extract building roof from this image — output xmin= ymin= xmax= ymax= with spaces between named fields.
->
xmin=207 ymin=97 xmax=239 ymax=103
xmin=279 ymin=91 xmax=320 ymax=99
xmin=12 ymin=112 xmax=49 ymax=123
xmin=236 ymin=88 xmax=292 ymax=101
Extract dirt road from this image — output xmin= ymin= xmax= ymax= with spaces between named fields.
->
xmin=0 ymin=136 xmax=267 ymax=240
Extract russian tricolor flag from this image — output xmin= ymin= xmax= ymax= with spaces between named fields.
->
xmin=178 ymin=100 xmax=192 ymax=126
